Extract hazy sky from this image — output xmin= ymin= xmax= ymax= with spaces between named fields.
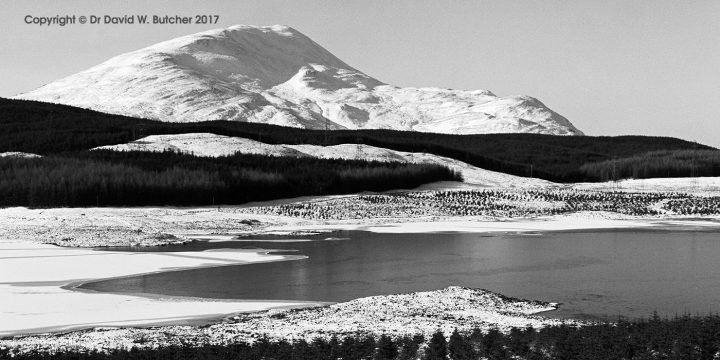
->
xmin=1 ymin=0 xmax=719 ymax=146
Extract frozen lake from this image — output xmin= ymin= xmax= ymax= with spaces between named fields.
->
xmin=83 ymin=228 xmax=720 ymax=320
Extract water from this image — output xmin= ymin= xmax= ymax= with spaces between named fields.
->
xmin=82 ymin=228 xmax=720 ymax=320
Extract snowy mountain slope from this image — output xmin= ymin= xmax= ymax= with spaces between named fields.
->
xmin=95 ymin=133 xmax=307 ymax=158
xmin=93 ymin=133 xmax=553 ymax=187
xmin=0 ymin=152 xmax=42 ymax=159
xmin=16 ymin=25 xmax=582 ymax=136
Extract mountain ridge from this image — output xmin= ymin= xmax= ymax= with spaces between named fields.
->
xmin=15 ymin=24 xmax=583 ymax=136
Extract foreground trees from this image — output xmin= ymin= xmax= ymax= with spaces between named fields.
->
xmin=5 ymin=314 xmax=720 ymax=359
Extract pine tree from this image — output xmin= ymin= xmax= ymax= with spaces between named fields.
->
xmin=424 ymin=330 xmax=448 ymax=360
xmin=311 ymin=337 xmax=332 ymax=359
xmin=398 ymin=335 xmax=421 ymax=360
xmin=480 ymin=328 xmax=503 ymax=358
xmin=340 ymin=337 xmax=360 ymax=360
xmin=359 ymin=336 xmax=377 ymax=360
xmin=447 ymin=329 xmax=474 ymax=360
xmin=375 ymin=334 xmax=398 ymax=360
xmin=328 ymin=335 xmax=341 ymax=360
xmin=506 ymin=327 xmax=530 ymax=356
xmin=293 ymin=339 xmax=315 ymax=360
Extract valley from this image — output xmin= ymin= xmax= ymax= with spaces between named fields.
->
xmin=1 ymin=18 xmax=719 ymax=359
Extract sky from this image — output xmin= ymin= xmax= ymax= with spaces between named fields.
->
xmin=1 ymin=0 xmax=719 ymax=147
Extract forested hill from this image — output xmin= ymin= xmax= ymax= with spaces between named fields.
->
xmin=1 ymin=97 xmax=716 ymax=182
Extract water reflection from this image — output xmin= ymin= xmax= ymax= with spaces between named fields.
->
xmin=85 ymin=229 xmax=720 ymax=320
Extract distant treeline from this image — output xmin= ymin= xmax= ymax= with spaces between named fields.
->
xmin=5 ymin=314 xmax=720 ymax=360
xmin=2 ymin=98 xmax=716 ymax=183
xmin=0 ymin=151 xmax=460 ymax=208
xmin=580 ymin=149 xmax=720 ymax=181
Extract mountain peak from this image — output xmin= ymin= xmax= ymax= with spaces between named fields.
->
xmin=14 ymin=24 xmax=583 ymax=135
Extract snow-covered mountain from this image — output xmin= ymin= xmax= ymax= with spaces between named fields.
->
xmin=15 ymin=25 xmax=583 ymax=135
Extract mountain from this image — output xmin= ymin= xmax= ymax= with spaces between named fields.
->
xmin=14 ymin=24 xmax=583 ymax=135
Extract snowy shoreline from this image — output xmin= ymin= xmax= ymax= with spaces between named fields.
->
xmin=2 ymin=181 xmax=720 ymax=353
xmin=0 ymin=241 xmax=315 ymax=338
xmin=0 ymin=287 xmax=578 ymax=355
xmin=1 ymin=210 xmax=718 ymax=339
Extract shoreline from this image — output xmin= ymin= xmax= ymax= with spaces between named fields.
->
xmin=2 ymin=298 xmax=331 ymax=339
xmin=0 ymin=243 xmax=314 ymax=338
xmin=0 ymin=286 xmax=576 ymax=355
xmin=1 ymin=213 xmax=719 ymax=353
xmin=254 ymin=213 xmax=720 ymax=236
xmin=3 ymin=181 xmax=720 ymax=346
xmin=80 ymin=218 xmax=720 ymax=323
xmin=1 ymin=214 xmax=719 ymax=339
xmin=2 ymin=212 xmax=720 ymax=337
xmin=65 ymin=250 xmax=308 ymax=296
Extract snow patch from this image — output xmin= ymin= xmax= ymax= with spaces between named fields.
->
xmin=0 ymin=152 xmax=42 ymax=159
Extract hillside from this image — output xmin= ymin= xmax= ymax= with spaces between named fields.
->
xmin=94 ymin=133 xmax=552 ymax=187
xmin=0 ymin=98 xmax=715 ymax=183
xmin=14 ymin=25 xmax=582 ymax=136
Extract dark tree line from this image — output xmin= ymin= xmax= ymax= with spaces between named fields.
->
xmin=2 ymin=97 xmax=716 ymax=183
xmin=6 ymin=314 xmax=720 ymax=359
xmin=0 ymin=150 xmax=461 ymax=208
xmin=0 ymin=334 xmax=424 ymax=360
xmin=580 ymin=149 xmax=720 ymax=180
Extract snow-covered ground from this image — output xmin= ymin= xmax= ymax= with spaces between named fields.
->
xmin=0 ymin=205 xmax=311 ymax=247
xmin=15 ymin=25 xmax=582 ymax=136
xmin=93 ymin=133 xmax=553 ymax=187
xmin=94 ymin=133 xmax=306 ymax=158
xmin=1 ymin=188 xmax=718 ymax=342
xmin=0 ymin=286 xmax=575 ymax=355
xmin=0 ymin=238 xmax=313 ymax=337
xmin=0 ymin=152 xmax=42 ymax=159
xmin=4 ymin=198 xmax=715 ymax=250
xmin=2 ymin=174 xmax=720 ymax=352
xmin=573 ymin=177 xmax=720 ymax=195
